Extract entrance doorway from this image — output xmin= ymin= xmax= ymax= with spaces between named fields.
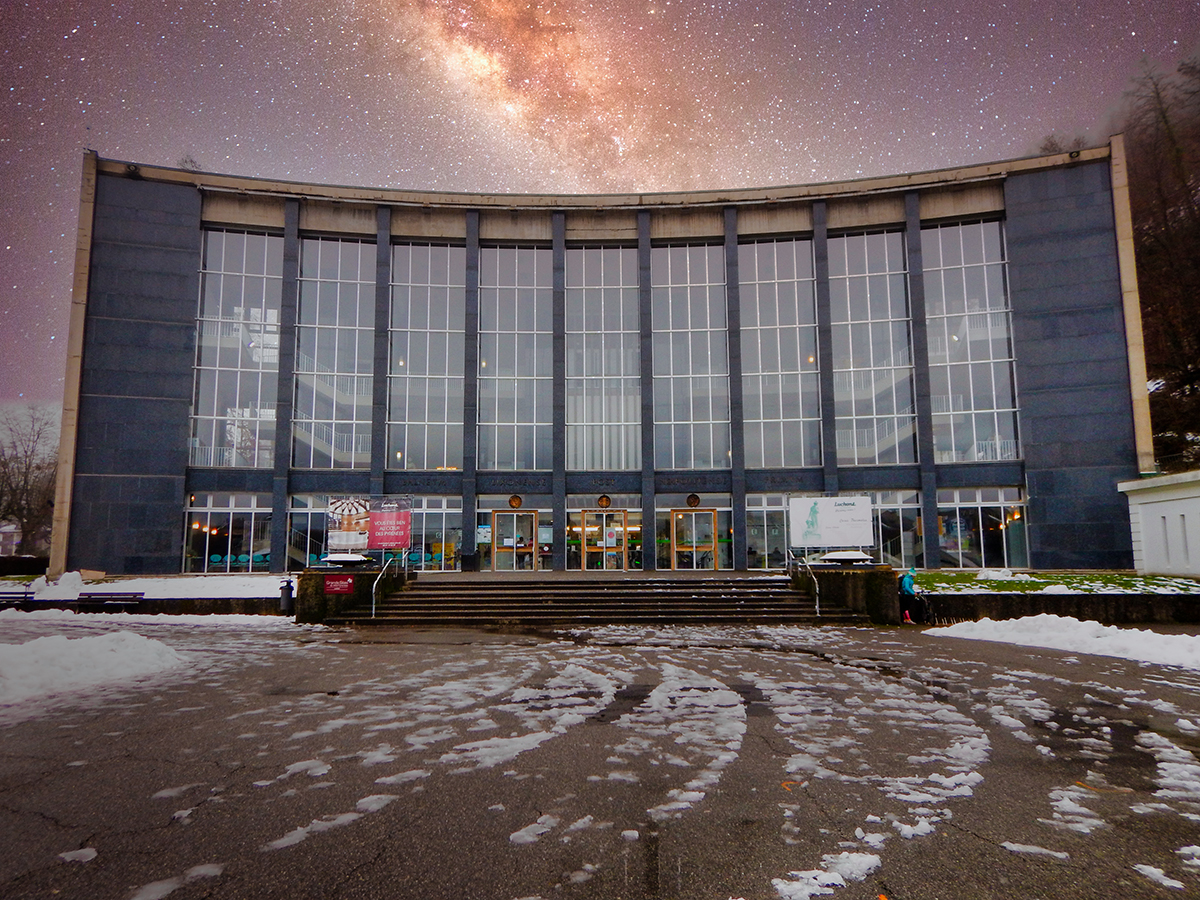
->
xmin=491 ymin=511 xmax=538 ymax=570
xmin=581 ymin=510 xmax=628 ymax=570
xmin=671 ymin=509 xmax=717 ymax=570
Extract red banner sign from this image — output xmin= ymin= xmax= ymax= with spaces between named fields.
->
xmin=369 ymin=507 xmax=412 ymax=549
xmin=324 ymin=574 xmax=355 ymax=594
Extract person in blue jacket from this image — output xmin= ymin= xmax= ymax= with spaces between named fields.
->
xmin=899 ymin=567 xmax=921 ymax=623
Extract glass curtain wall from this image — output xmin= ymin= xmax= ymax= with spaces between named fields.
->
xmin=405 ymin=497 xmax=464 ymax=571
xmin=872 ymin=491 xmax=923 ymax=569
xmin=746 ymin=494 xmax=789 ymax=569
xmin=478 ymin=247 xmax=553 ymax=470
xmin=922 ymin=221 xmax=1020 ymax=462
xmin=937 ymin=488 xmax=1029 ymax=568
xmin=293 ymin=238 xmax=375 ymax=468
xmin=191 ymin=230 xmax=283 ymax=468
xmin=184 ymin=493 xmax=272 ymax=572
xmin=565 ymin=247 xmax=641 ymax=470
xmin=387 ymin=244 xmax=466 ymax=470
xmin=739 ymin=239 xmax=821 ymax=468
xmin=828 ymin=232 xmax=917 ymax=466
xmin=651 ymin=245 xmax=731 ymax=469
xmin=287 ymin=494 xmax=336 ymax=570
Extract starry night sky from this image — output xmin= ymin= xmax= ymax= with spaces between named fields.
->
xmin=2 ymin=0 xmax=1197 ymax=404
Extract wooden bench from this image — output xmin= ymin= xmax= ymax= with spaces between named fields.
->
xmin=75 ymin=591 xmax=145 ymax=613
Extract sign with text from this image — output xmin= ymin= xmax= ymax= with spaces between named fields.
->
xmin=368 ymin=497 xmax=412 ymax=550
xmin=789 ymin=496 xmax=874 ymax=548
xmin=324 ymin=574 xmax=355 ymax=594
xmin=326 ymin=496 xmax=413 ymax=553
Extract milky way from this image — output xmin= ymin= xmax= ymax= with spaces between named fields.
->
xmin=1 ymin=0 xmax=1197 ymax=402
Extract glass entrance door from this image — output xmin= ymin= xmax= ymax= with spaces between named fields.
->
xmin=672 ymin=509 xmax=717 ymax=570
xmin=492 ymin=511 xmax=537 ymax=571
xmin=582 ymin=510 xmax=627 ymax=570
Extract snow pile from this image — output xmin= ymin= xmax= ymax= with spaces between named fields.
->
xmin=26 ymin=571 xmax=286 ymax=600
xmin=930 ymin=615 xmax=1200 ymax=670
xmin=0 ymin=631 xmax=185 ymax=705
xmin=0 ymin=608 xmax=301 ymax=629
xmin=975 ymin=568 xmax=1034 ymax=582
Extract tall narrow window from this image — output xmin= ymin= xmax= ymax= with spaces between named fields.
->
xmin=566 ymin=246 xmax=640 ymax=470
xmin=191 ymin=230 xmax=283 ymax=467
xmin=829 ymin=232 xmax=917 ymax=466
xmin=388 ymin=244 xmax=466 ymax=470
xmin=922 ymin=221 xmax=1020 ymax=462
xmin=739 ymin=238 xmax=820 ymax=468
xmin=477 ymin=246 xmax=553 ymax=470
xmin=651 ymin=244 xmax=731 ymax=470
xmin=293 ymin=238 xmax=375 ymax=469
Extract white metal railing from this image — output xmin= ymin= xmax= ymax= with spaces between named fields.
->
xmin=292 ymin=419 xmax=372 ymax=454
xmin=934 ymin=440 xmax=1020 ymax=463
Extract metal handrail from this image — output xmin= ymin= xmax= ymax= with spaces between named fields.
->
xmin=787 ymin=549 xmax=821 ymax=618
xmin=371 ymin=553 xmax=403 ymax=618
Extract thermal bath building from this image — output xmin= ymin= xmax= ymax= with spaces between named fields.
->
xmin=49 ymin=141 xmax=1153 ymax=576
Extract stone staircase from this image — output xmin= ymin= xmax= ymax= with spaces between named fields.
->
xmin=325 ymin=572 xmax=867 ymax=628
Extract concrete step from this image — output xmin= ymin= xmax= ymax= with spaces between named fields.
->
xmin=323 ymin=573 xmax=866 ymax=627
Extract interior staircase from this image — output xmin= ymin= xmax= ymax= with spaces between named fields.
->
xmin=324 ymin=572 xmax=867 ymax=628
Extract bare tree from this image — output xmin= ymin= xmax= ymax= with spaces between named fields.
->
xmin=0 ymin=405 xmax=58 ymax=556
xmin=1119 ymin=57 xmax=1200 ymax=471
xmin=1038 ymin=134 xmax=1089 ymax=154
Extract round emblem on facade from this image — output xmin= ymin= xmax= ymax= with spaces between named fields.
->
xmin=686 ymin=493 xmax=701 ymax=508
xmin=508 ymin=494 xmax=523 ymax=509
xmin=597 ymin=494 xmax=611 ymax=508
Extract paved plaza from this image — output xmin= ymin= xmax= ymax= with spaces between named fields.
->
xmin=2 ymin=616 xmax=1199 ymax=899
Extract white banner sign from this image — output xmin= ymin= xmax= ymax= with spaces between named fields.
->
xmin=789 ymin=496 xmax=874 ymax=547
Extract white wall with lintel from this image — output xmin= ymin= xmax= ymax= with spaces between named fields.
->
xmin=1118 ymin=471 xmax=1200 ymax=577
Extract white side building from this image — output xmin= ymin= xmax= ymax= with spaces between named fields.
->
xmin=1118 ymin=471 xmax=1200 ymax=577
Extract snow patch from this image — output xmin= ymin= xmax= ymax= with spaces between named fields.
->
xmin=0 ymin=632 xmax=184 ymax=705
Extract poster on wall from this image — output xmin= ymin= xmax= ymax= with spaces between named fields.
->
xmin=368 ymin=497 xmax=412 ymax=550
xmin=788 ymin=495 xmax=873 ymax=548
xmin=327 ymin=498 xmax=371 ymax=551
xmin=326 ymin=496 xmax=413 ymax=553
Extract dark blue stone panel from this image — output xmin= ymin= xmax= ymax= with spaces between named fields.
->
xmin=382 ymin=471 xmax=465 ymax=496
xmin=68 ymin=474 xmax=187 ymax=574
xmin=185 ymin=470 xmax=275 ymax=495
xmin=287 ymin=470 xmax=373 ymax=496
xmin=744 ymin=470 xmax=826 ymax=494
xmin=836 ymin=467 xmax=922 ymax=492
xmin=68 ymin=175 xmax=202 ymax=574
xmin=1005 ymin=162 xmax=1138 ymax=569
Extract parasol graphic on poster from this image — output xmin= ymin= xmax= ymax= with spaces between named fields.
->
xmin=327 ymin=498 xmax=371 ymax=551
xmin=788 ymin=495 xmax=873 ymax=548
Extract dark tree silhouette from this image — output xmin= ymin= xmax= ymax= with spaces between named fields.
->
xmin=0 ymin=405 xmax=58 ymax=555
xmin=1119 ymin=57 xmax=1200 ymax=471
xmin=1037 ymin=134 xmax=1089 ymax=154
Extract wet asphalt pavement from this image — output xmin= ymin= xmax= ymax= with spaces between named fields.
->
xmin=1 ymin=619 xmax=1199 ymax=900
